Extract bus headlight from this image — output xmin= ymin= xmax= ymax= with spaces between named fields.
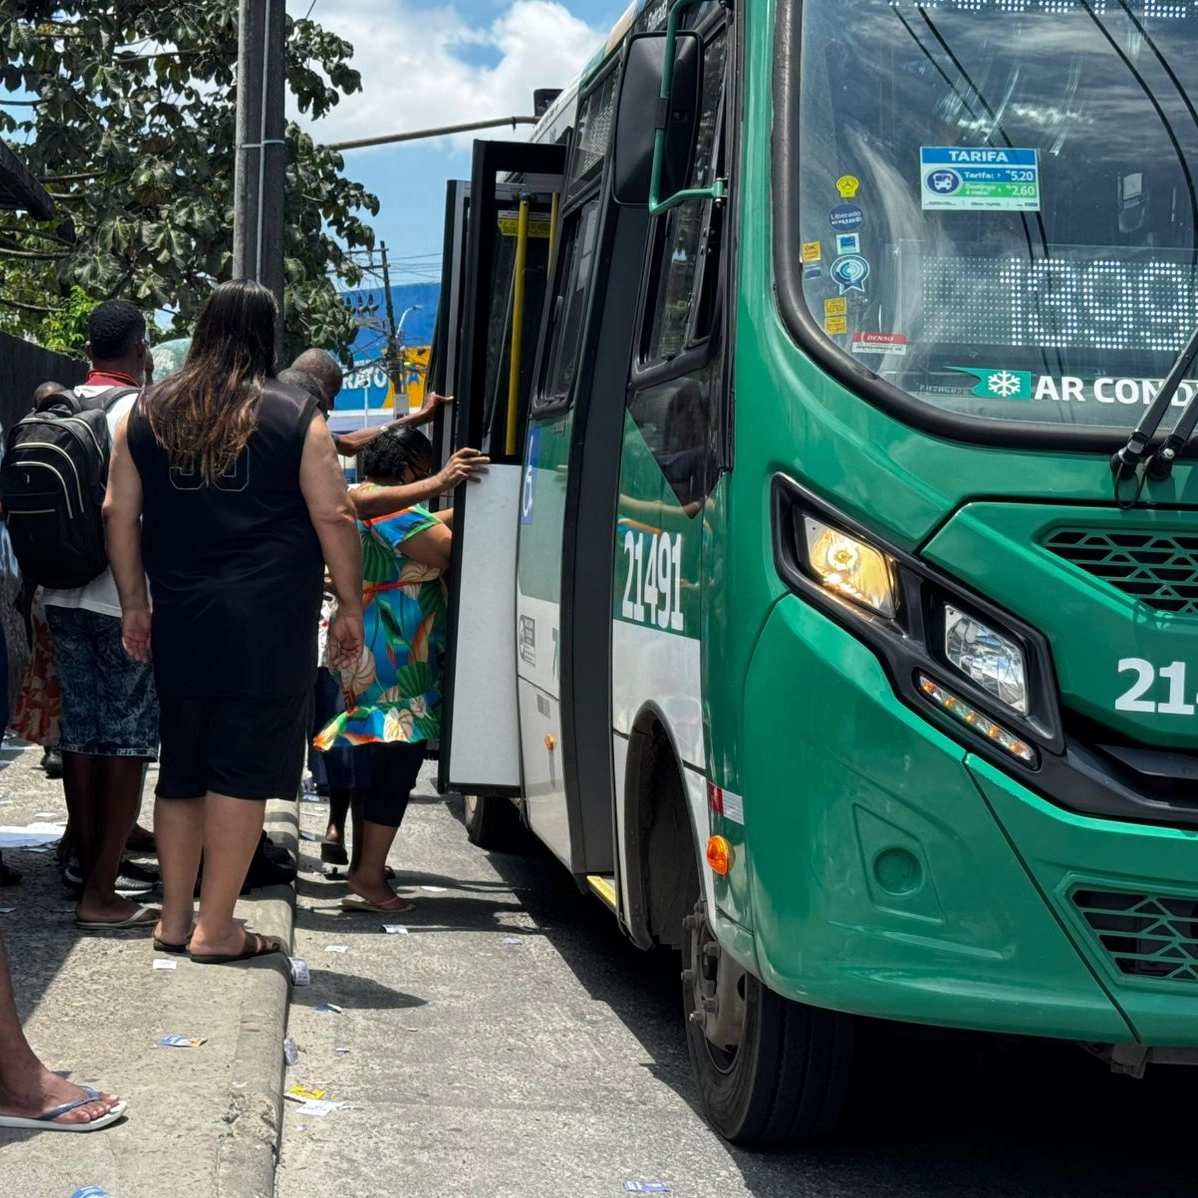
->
xmin=943 ymin=605 xmax=1029 ymax=716
xmin=802 ymin=517 xmax=897 ymax=618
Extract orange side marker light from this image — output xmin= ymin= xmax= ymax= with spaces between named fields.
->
xmin=706 ymin=835 xmax=733 ymax=876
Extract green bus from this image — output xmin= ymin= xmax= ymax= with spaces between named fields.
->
xmin=430 ymin=0 xmax=1198 ymax=1147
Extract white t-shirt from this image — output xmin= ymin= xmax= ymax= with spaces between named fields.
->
xmin=42 ymin=384 xmax=141 ymax=619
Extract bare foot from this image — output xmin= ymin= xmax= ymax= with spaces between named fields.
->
xmin=0 ymin=1066 xmax=123 ymax=1128
xmin=188 ymin=922 xmax=280 ymax=959
xmin=152 ymin=918 xmax=194 ymax=948
xmin=345 ymin=871 xmax=407 ymax=909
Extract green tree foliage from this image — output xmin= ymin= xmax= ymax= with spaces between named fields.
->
xmin=0 ymin=3 xmax=377 ymax=358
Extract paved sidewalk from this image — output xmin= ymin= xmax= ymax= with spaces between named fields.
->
xmin=0 ymin=740 xmax=295 ymax=1198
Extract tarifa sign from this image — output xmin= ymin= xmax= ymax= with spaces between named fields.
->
xmin=950 ymin=366 xmax=1198 ymax=406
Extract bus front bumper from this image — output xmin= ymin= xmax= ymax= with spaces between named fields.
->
xmin=735 ymin=596 xmax=1198 ymax=1047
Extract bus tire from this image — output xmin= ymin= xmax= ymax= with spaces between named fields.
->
xmin=683 ymin=899 xmax=855 ymax=1147
xmin=462 ymin=793 xmax=521 ymax=849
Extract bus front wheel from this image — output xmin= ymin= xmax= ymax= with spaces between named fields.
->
xmin=682 ymin=899 xmax=855 ymax=1147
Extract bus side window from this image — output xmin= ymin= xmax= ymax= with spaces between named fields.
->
xmin=643 ymin=28 xmax=728 ymax=365
xmin=536 ymin=198 xmax=601 ymax=410
xmin=628 ymin=24 xmax=728 ymax=513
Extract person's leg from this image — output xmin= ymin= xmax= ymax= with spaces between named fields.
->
xmin=74 ymin=757 xmax=147 ymax=925
xmin=324 ymin=783 xmax=350 ymax=858
xmin=60 ymin=750 xmax=100 ymax=881
xmin=189 ymin=793 xmax=269 ymax=957
xmin=0 ymin=929 xmax=121 ymax=1125
xmin=45 ymin=607 xmax=99 ymax=880
xmin=348 ymin=789 xmax=365 ymax=875
xmin=152 ymin=695 xmax=208 ymax=945
xmin=152 ymin=797 xmax=203 ymax=947
xmin=73 ymin=613 xmax=160 ymax=925
xmin=346 ymin=743 xmax=423 ymax=906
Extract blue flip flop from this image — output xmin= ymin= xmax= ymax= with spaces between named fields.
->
xmin=0 ymin=1086 xmax=127 ymax=1132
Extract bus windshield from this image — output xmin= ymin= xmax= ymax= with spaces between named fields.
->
xmin=792 ymin=0 xmax=1198 ymax=430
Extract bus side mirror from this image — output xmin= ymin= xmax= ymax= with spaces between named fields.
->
xmin=612 ymin=31 xmax=702 ymax=209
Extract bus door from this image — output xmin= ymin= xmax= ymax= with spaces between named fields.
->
xmin=517 ymin=68 xmax=652 ymax=880
xmin=438 ymin=140 xmax=564 ymax=798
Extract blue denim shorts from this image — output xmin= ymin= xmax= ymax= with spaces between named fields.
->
xmin=46 ymin=605 xmax=158 ymax=758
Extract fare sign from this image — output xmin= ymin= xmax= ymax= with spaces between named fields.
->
xmin=920 ymin=147 xmax=1041 ymax=212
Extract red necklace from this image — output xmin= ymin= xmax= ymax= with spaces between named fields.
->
xmin=86 ymin=368 xmax=141 ymax=387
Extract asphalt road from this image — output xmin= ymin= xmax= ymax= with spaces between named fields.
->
xmin=276 ymin=768 xmax=1195 ymax=1198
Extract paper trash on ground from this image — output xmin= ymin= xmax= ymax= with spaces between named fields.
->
xmin=294 ymin=1098 xmax=343 ymax=1117
xmin=0 ymin=822 xmax=65 ymax=848
xmin=381 ymin=924 xmax=409 ymax=934
xmin=624 ymin=1184 xmax=671 ymax=1193
xmin=283 ymin=1036 xmax=301 ymax=1066
xmin=315 ymin=1002 xmax=343 ymax=1013
xmin=285 ymin=1085 xmax=327 ymax=1102
xmin=501 ymin=935 xmax=525 ymax=946
xmin=289 ymin=958 xmax=311 ymax=986
xmin=157 ymin=1035 xmax=206 ymax=1048
xmin=325 ymin=944 xmax=348 ymax=953
xmin=152 ymin=960 xmax=178 ymax=971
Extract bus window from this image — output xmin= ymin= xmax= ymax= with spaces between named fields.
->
xmin=643 ymin=29 xmax=727 ymax=364
xmin=790 ymin=0 xmax=1198 ymax=433
xmin=536 ymin=198 xmax=601 ymax=409
xmin=568 ymin=71 xmax=618 ymax=193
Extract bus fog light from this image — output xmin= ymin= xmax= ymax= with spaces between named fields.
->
xmin=918 ymin=674 xmax=1037 ymax=765
xmin=943 ymin=605 xmax=1028 ymax=715
xmin=802 ymin=518 xmax=896 ymax=617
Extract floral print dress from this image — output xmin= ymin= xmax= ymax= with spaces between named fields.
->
xmin=314 ymin=504 xmax=447 ymax=750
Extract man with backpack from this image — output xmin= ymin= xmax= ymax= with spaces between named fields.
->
xmin=35 ymin=301 xmax=160 ymax=931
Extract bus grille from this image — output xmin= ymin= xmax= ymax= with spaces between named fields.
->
xmin=1043 ymin=528 xmax=1198 ymax=614
xmin=1072 ymin=888 xmax=1198 ymax=984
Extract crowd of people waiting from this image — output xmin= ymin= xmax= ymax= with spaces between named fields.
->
xmin=0 ymin=280 xmax=487 ymax=1133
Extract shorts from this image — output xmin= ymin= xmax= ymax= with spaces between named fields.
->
xmin=46 ymin=605 xmax=158 ymax=757
xmin=156 ymin=692 xmax=308 ymax=801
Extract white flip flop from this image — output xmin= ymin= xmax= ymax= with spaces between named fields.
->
xmin=0 ymin=1087 xmax=126 ymax=1132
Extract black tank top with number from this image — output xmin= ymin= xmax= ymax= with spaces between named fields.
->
xmin=127 ymin=379 xmax=323 ymax=697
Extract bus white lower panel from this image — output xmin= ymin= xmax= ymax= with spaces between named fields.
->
xmin=517 ymin=677 xmax=571 ymax=869
xmin=610 ymin=620 xmax=704 ymax=769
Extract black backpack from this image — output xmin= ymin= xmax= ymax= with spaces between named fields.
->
xmin=0 ymin=386 xmax=139 ymax=589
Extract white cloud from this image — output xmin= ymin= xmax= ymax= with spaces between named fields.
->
xmin=287 ymin=0 xmax=605 ymax=149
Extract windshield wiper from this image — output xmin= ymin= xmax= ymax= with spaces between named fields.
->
xmin=1110 ymin=321 xmax=1198 ymax=494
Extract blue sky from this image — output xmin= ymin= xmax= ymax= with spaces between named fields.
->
xmin=287 ymin=0 xmax=627 ymax=291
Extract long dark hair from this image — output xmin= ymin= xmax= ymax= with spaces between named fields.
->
xmin=147 ymin=279 xmax=277 ymax=484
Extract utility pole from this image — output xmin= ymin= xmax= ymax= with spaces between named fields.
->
xmin=232 ymin=0 xmax=287 ymax=357
xmin=379 ymin=241 xmax=401 ymax=391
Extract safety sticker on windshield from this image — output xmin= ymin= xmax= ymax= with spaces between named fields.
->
xmin=920 ymin=147 xmax=1040 ymax=212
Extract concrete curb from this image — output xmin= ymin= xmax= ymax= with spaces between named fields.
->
xmin=215 ymin=799 xmax=298 ymax=1198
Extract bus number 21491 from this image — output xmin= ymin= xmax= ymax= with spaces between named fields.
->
xmin=621 ymin=530 xmax=685 ymax=633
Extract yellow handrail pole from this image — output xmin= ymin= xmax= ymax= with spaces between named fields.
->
xmin=505 ymin=196 xmax=530 ymax=457
xmin=547 ymin=190 xmax=560 ymax=272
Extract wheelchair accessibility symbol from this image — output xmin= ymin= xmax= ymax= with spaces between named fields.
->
xmin=520 ymin=427 xmax=541 ymax=524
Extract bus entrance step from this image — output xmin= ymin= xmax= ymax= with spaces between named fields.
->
xmin=586 ymin=875 xmax=617 ymax=912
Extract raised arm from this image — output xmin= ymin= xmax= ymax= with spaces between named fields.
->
xmin=103 ymin=413 xmax=151 ymax=661
xmin=299 ymin=416 xmax=364 ymax=669
xmin=348 ymin=447 xmax=489 ymax=520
